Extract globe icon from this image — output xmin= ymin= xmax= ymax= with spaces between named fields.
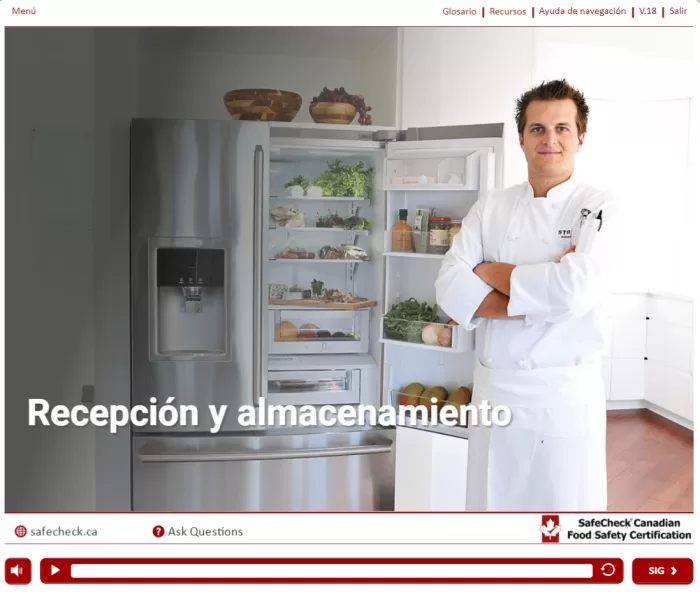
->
xmin=14 ymin=525 xmax=27 ymax=538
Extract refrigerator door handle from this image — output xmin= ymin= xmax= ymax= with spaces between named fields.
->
xmin=252 ymin=144 xmax=265 ymax=406
xmin=138 ymin=442 xmax=393 ymax=463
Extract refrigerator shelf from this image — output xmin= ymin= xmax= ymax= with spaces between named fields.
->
xmin=270 ymin=227 xmax=369 ymax=235
xmin=383 ymin=251 xmax=444 ymax=260
xmin=271 ymin=195 xmax=369 ymax=202
xmin=267 ymin=369 xmax=361 ymax=406
xmin=379 ymin=338 xmax=465 ymax=353
xmin=270 ymin=258 xmax=369 ymax=263
xmin=380 ymin=316 xmax=470 ymax=352
xmin=270 ymin=307 xmax=370 ymax=355
xmin=269 ymin=299 xmax=377 ymax=310
xmin=384 ymin=184 xmax=473 ymax=192
xmin=384 ymin=151 xmax=481 ymax=191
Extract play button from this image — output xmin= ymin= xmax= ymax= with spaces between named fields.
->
xmin=39 ymin=559 xmax=70 ymax=583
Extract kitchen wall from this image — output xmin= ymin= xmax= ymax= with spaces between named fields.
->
xmin=5 ymin=28 xmax=97 ymax=510
xmin=5 ymin=27 xmax=138 ymax=512
xmin=400 ymin=27 xmax=695 ymax=428
xmin=92 ymin=28 xmax=139 ymax=511
xmin=135 ymin=27 xmax=399 ymax=126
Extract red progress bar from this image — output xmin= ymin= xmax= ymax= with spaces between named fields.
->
xmin=40 ymin=557 xmax=624 ymax=584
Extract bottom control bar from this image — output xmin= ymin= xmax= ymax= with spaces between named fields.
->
xmin=40 ymin=557 xmax=624 ymax=584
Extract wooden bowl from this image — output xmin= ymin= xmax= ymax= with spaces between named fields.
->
xmin=309 ymin=102 xmax=356 ymax=124
xmin=223 ymin=89 xmax=302 ymax=122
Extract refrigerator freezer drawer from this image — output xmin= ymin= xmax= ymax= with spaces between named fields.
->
xmin=131 ymin=430 xmax=396 ymax=511
xmin=269 ymin=308 xmax=370 ymax=354
xmin=267 ymin=369 xmax=361 ymax=406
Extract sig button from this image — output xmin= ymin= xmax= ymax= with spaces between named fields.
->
xmin=632 ymin=558 xmax=693 ymax=585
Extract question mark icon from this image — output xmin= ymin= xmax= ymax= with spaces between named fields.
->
xmin=153 ymin=525 xmax=165 ymax=538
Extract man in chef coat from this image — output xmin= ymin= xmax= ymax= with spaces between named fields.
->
xmin=435 ymin=79 xmax=615 ymax=512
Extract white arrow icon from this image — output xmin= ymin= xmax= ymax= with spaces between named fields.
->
xmin=672 ymin=566 xmax=677 ymax=576
xmin=51 ymin=565 xmax=60 ymax=576
xmin=601 ymin=563 xmax=616 ymax=577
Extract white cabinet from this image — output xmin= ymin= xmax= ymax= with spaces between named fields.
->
xmin=643 ymin=295 xmax=694 ymax=424
xmin=646 ymin=320 xmax=693 ymax=374
xmin=394 ymin=426 xmax=469 ymax=511
xmin=607 ymin=294 xmax=647 ymax=403
xmin=611 ymin=318 xmax=647 ymax=359
xmin=610 ymin=359 xmax=646 ymax=401
xmin=604 ymin=294 xmax=693 ymax=425
xmin=646 ymin=362 xmax=693 ymax=422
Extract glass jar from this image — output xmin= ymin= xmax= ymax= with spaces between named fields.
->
xmin=449 ymin=220 xmax=462 ymax=247
xmin=428 ymin=216 xmax=451 ymax=254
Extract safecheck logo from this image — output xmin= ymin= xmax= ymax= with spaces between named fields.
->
xmin=540 ymin=515 xmax=561 ymax=543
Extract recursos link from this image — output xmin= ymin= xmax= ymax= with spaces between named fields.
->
xmin=28 ymin=398 xmax=203 ymax=434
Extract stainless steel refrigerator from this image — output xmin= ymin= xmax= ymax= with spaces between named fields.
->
xmin=129 ymin=118 xmax=503 ymax=511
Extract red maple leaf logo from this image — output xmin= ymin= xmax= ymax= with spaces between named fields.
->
xmin=540 ymin=515 xmax=560 ymax=543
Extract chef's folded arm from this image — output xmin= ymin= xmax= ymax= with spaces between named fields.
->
xmin=507 ymin=199 xmax=617 ymax=324
xmin=434 ymin=199 xmax=495 ymax=329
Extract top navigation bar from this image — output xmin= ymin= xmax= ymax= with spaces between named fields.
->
xmin=1 ymin=1 xmax=696 ymax=26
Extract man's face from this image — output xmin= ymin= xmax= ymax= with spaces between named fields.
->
xmin=519 ymin=98 xmax=584 ymax=177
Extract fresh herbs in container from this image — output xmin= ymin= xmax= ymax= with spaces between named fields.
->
xmin=315 ymin=210 xmax=372 ymax=230
xmin=316 ymin=210 xmax=346 ymax=229
xmin=343 ymin=215 xmax=372 ymax=231
xmin=284 ymin=175 xmax=311 ymax=192
xmin=284 ymin=159 xmax=375 ymax=200
xmin=383 ymin=298 xmax=440 ymax=344
xmin=311 ymin=159 xmax=375 ymax=198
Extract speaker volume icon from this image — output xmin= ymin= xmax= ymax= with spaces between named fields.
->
xmin=5 ymin=558 xmax=32 ymax=584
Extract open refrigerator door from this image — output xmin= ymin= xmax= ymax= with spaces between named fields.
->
xmin=380 ymin=125 xmax=504 ymax=426
xmin=379 ymin=125 xmax=505 ymax=512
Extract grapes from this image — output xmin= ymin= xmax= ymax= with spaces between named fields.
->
xmin=311 ymin=86 xmax=373 ymax=126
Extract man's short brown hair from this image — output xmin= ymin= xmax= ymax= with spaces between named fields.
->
xmin=515 ymin=79 xmax=589 ymax=136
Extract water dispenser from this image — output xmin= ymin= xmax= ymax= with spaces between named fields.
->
xmin=150 ymin=239 xmax=229 ymax=360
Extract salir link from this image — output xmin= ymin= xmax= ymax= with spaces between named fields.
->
xmin=566 ymin=518 xmax=691 ymax=541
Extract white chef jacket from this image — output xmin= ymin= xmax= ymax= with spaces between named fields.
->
xmin=435 ymin=176 xmax=616 ymax=371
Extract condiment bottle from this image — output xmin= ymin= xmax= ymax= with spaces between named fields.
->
xmin=392 ymin=209 xmax=414 ymax=252
xmin=428 ymin=216 xmax=451 ymax=254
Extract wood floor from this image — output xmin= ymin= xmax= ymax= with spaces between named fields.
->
xmin=606 ymin=410 xmax=693 ymax=512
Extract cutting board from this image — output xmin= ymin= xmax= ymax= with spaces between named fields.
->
xmin=269 ymin=298 xmax=377 ymax=310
